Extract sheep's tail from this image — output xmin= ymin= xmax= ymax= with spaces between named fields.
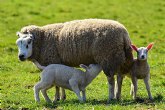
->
xmin=33 ymin=60 xmax=46 ymax=70
xmin=121 ymin=32 xmax=134 ymax=74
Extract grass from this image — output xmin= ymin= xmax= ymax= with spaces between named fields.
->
xmin=0 ymin=0 xmax=165 ymax=109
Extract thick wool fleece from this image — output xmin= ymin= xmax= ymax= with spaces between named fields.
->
xmin=20 ymin=19 xmax=133 ymax=76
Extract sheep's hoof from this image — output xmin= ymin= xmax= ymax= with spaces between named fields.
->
xmin=115 ymin=95 xmax=121 ymax=100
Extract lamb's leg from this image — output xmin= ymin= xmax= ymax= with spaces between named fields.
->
xmin=107 ymin=75 xmax=115 ymax=102
xmin=82 ymin=89 xmax=86 ymax=102
xmin=34 ymin=82 xmax=42 ymax=102
xmin=144 ymin=75 xmax=153 ymax=100
xmin=40 ymin=83 xmax=52 ymax=103
xmin=131 ymin=77 xmax=138 ymax=100
xmin=61 ymin=88 xmax=66 ymax=101
xmin=115 ymin=74 xmax=124 ymax=100
xmin=69 ymin=79 xmax=83 ymax=102
xmin=53 ymin=86 xmax=60 ymax=103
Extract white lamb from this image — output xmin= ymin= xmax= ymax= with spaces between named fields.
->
xmin=33 ymin=62 xmax=102 ymax=103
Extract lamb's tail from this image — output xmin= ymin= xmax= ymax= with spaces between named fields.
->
xmin=33 ymin=61 xmax=46 ymax=70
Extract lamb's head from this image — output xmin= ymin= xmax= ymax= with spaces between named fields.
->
xmin=131 ymin=43 xmax=154 ymax=61
xmin=80 ymin=64 xmax=102 ymax=74
xmin=16 ymin=32 xmax=34 ymax=61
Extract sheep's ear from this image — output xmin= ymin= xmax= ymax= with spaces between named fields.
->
xmin=130 ymin=44 xmax=138 ymax=52
xmin=146 ymin=43 xmax=154 ymax=51
xmin=16 ymin=32 xmax=21 ymax=38
xmin=29 ymin=33 xmax=35 ymax=40
xmin=79 ymin=64 xmax=88 ymax=70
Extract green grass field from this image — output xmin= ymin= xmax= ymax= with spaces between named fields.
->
xmin=0 ymin=0 xmax=165 ymax=109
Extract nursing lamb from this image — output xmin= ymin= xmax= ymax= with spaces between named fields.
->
xmin=33 ymin=61 xmax=102 ymax=103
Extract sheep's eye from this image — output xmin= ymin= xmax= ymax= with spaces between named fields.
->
xmin=28 ymin=40 xmax=31 ymax=44
xmin=26 ymin=45 xmax=28 ymax=49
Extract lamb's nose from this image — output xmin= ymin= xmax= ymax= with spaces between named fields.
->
xmin=141 ymin=55 xmax=145 ymax=59
xmin=19 ymin=54 xmax=25 ymax=59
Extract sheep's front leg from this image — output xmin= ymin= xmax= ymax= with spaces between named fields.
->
xmin=131 ymin=77 xmax=138 ymax=100
xmin=107 ymin=75 xmax=115 ymax=102
xmin=144 ymin=75 xmax=153 ymax=100
xmin=69 ymin=79 xmax=83 ymax=102
xmin=82 ymin=89 xmax=86 ymax=102
xmin=61 ymin=88 xmax=66 ymax=101
xmin=115 ymin=74 xmax=124 ymax=100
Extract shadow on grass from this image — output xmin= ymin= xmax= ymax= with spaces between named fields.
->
xmin=43 ymin=93 xmax=164 ymax=109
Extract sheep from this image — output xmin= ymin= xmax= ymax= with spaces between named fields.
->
xmin=16 ymin=19 xmax=133 ymax=102
xmin=116 ymin=43 xmax=154 ymax=100
xmin=33 ymin=61 xmax=102 ymax=103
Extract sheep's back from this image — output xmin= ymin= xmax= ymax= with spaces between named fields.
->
xmin=57 ymin=19 xmax=129 ymax=67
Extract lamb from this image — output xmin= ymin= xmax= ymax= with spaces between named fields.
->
xmin=33 ymin=61 xmax=102 ymax=103
xmin=16 ymin=19 xmax=133 ymax=102
xmin=116 ymin=43 xmax=154 ymax=100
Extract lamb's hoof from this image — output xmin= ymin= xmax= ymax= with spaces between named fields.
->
xmin=149 ymin=97 xmax=154 ymax=102
xmin=35 ymin=99 xmax=40 ymax=103
xmin=79 ymin=100 xmax=85 ymax=103
xmin=35 ymin=101 xmax=40 ymax=103
xmin=53 ymin=98 xmax=60 ymax=103
xmin=46 ymin=100 xmax=52 ymax=103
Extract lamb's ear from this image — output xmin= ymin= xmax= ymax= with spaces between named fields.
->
xmin=147 ymin=43 xmax=154 ymax=51
xmin=79 ymin=64 xmax=88 ymax=70
xmin=130 ymin=44 xmax=138 ymax=52
xmin=16 ymin=32 xmax=22 ymax=38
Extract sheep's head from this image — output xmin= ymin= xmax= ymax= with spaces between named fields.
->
xmin=16 ymin=32 xmax=34 ymax=61
xmin=80 ymin=64 xmax=102 ymax=74
xmin=131 ymin=43 xmax=154 ymax=61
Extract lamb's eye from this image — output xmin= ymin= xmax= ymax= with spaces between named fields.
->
xmin=26 ymin=45 xmax=28 ymax=49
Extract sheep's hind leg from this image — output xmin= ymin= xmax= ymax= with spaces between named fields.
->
xmin=69 ymin=79 xmax=83 ymax=102
xmin=115 ymin=74 xmax=124 ymax=100
xmin=102 ymin=64 xmax=115 ymax=103
xmin=107 ymin=74 xmax=115 ymax=102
